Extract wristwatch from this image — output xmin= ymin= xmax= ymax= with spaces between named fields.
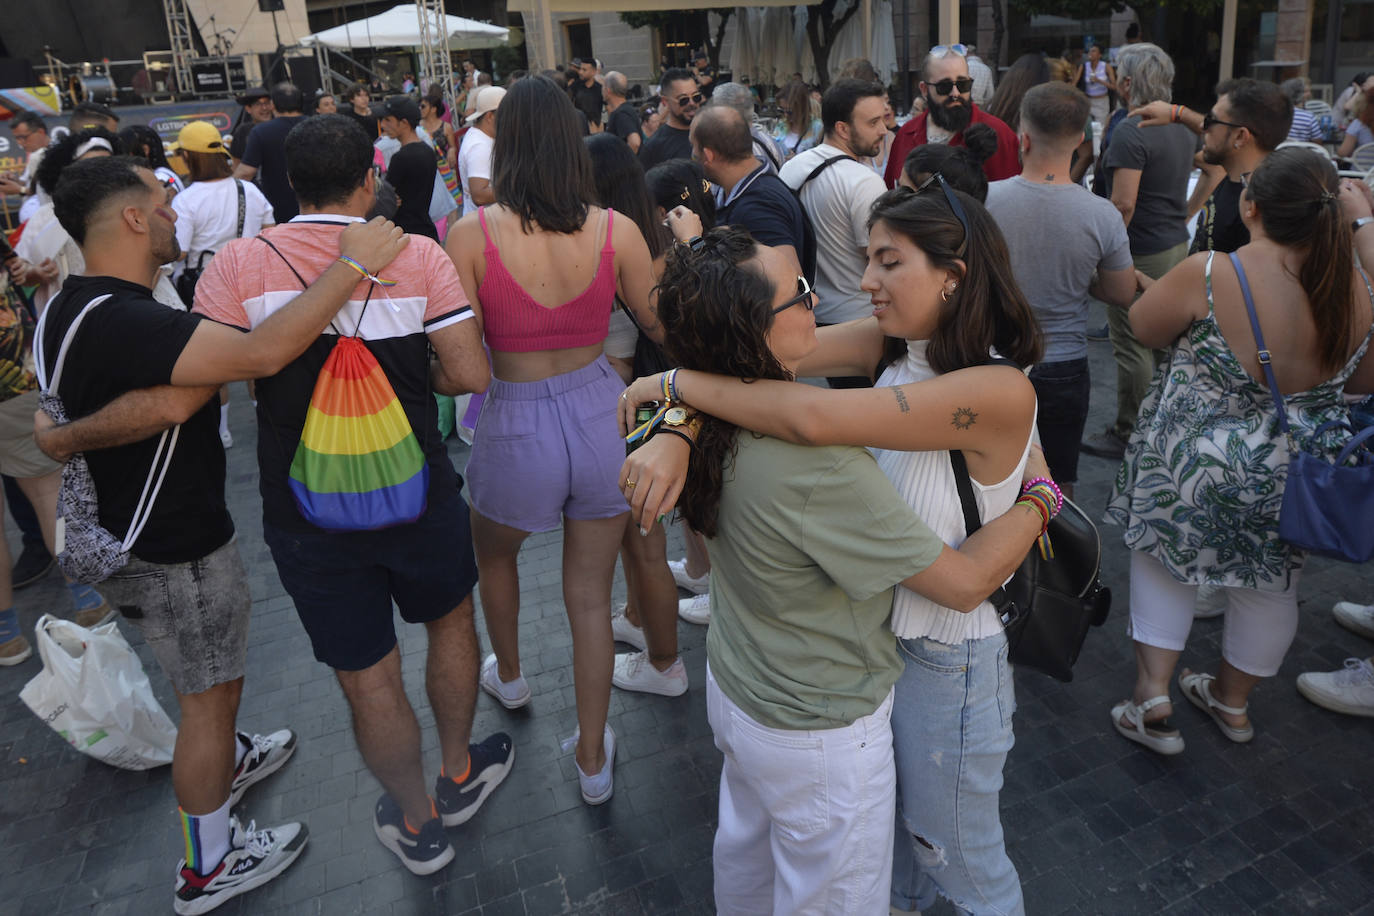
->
xmin=662 ymin=406 xmax=703 ymax=438
xmin=1354 ymin=217 xmax=1374 ymax=235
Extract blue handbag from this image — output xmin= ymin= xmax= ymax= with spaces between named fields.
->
xmin=1230 ymin=252 xmax=1374 ymax=563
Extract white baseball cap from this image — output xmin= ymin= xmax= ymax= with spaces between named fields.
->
xmin=465 ymin=86 xmax=507 ymax=125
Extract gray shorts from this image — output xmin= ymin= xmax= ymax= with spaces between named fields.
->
xmin=99 ymin=538 xmax=250 ymax=696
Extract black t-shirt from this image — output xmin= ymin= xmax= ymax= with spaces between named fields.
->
xmin=1190 ymin=175 xmax=1249 ymax=255
xmin=572 ymin=80 xmax=604 ymax=127
xmin=719 ymin=166 xmax=816 ymax=282
xmin=387 ymin=141 xmax=439 ymax=240
xmin=40 ymin=275 xmax=234 ymax=564
xmin=230 ymin=120 xmax=258 ymax=161
xmin=638 ymin=124 xmax=693 ymax=170
xmin=243 ymin=115 xmax=307 ymax=223
xmin=343 ymin=107 xmax=379 ymax=141
xmin=606 ymin=103 xmax=642 ymax=148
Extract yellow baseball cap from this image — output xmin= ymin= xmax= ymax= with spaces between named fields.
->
xmin=177 ymin=121 xmax=229 ymax=155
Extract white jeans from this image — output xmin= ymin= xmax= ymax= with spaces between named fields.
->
xmin=707 ymin=666 xmax=896 ymax=915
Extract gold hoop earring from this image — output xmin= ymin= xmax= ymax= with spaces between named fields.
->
xmin=941 ymin=286 xmax=953 ymax=302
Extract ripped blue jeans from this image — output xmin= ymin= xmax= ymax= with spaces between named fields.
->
xmin=889 ymin=633 xmax=1024 ymax=915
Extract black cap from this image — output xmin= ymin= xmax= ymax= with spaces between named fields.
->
xmin=377 ymin=95 xmax=422 ymax=127
xmin=236 ymin=86 xmax=271 ymax=105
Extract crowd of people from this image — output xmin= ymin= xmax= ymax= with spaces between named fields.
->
xmin=0 ymin=34 xmax=1372 ymax=916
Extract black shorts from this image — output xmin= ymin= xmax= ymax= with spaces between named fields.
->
xmin=1029 ymin=358 xmax=1091 ymax=485
xmin=264 ymin=481 xmax=479 ymax=671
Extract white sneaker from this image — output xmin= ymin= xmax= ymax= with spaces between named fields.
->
xmin=173 ymin=817 xmax=307 ymax=915
xmin=613 ymin=651 xmax=688 ymax=696
xmin=1333 ymin=602 xmax=1374 ymax=640
xmin=610 ymin=605 xmax=647 ymax=651
xmin=1296 ymin=657 xmax=1374 ymax=718
xmin=667 ymin=558 xmax=710 ymax=595
xmin=575 ymin=724 xmax=617 ymax=805
xmin=678 ymin=593 xmax=711 ymax=626
xmin=1193 ymin=584 xmax=1226 ymax=619
xmin=479 ymin=653 xmax=531 ymax=710
xmin=220 ymin=428 xmax=233 ymax=449
xmin=228 ymin=729 xmax=297 ymax=807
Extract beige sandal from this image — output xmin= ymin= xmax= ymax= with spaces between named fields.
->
xmin=1111 ymin=695 xmax=1185 ymax=755
xmin=1179 ymin=671 xmax=1254 ymax=743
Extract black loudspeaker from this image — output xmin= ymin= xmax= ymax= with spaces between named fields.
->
xmin=257 ymin=0 xmax=285 ymax=11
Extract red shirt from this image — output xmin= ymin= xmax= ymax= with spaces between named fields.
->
xmin=884 ymin=105 xmax=1021 ymax=188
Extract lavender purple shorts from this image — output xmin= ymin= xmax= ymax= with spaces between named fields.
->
xmin=466 ymin=356 xmax=629 ymax=532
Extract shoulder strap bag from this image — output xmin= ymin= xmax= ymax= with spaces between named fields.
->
xmin=32 ymin=296 xmax=180 ymax=583
xmin=949 ymin=448 xmax=1111 ymax=682
xmin=1229 ymin=251 xmax=1374 ymax=563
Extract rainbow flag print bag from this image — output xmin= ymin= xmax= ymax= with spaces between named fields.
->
xmin=260 ymin=237 xmax=429 ymax=531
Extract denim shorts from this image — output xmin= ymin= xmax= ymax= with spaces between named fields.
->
xmin=101 ymin=537 xmax=250 ymax=696
xmin=264 ymin=481 xmax=478 ymax=672
xmin=1029 ymin=358 xmax=1091 ymax=485
xmin=466 ymin=356 xmax=629 ymax=532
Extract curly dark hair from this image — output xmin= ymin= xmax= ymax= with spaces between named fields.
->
xmin=656 ymin=226 xmax=788 ymax=536
xmin=870 ymin=186 xmax=1042 ymax=375
xmin=36 ymin=126 xmax=123 ymax=196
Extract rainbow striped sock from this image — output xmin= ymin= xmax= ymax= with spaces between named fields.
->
xmin=180 ymin=797 xmax=232 ymax=876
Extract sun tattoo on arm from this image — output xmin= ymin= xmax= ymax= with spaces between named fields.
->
xmin=893 ymin=387 xmax=911 ymax=413
xmin=951 ymin=407 xmax=977 ymax=430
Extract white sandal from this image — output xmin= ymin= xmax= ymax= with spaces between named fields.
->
xmin=1179 ymin=671 xmax=1254 ymax=743
xmin=1111 ymin=695 xmax=1185 ymax=755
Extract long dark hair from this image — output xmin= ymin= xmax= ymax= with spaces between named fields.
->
xmin=118 ymin=124 xmax=171 ymax=170
xmin=584 ymin=133 xmax=663 ymax=260
xmin=1246 ymin=148 xmax=1356 ymax=373
xmin=985 ymin=53 xmax=1050 ymax=132
xmin=657 ymin=227 xmax=787 ymax=537
xmin=869 ymin=186 xmax=1042 ymax=374
xmin=492 ymin=75 xmax=597 ymax=233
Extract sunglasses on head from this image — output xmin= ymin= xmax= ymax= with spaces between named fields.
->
xmin=1201 ymin=111 xmax=1245 ymax=131
xmin=929 ymin=76 xmax=974 ymax=96
xmin=914 ymin=172 xmax=970 ymax=256
xmin=772 ymin=275 xmax=815 ymax=315
xmin=675 ymin=92 xmax=706 ymax=107
xmin=930 ymin=43 xmax=968 ymax=58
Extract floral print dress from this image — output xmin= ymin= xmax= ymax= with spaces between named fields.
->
xmin=1106 ymin=252 xmax=1374 ymax=591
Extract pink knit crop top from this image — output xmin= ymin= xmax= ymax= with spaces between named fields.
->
xmin=477 ymin=207 xmax=618 ymax=352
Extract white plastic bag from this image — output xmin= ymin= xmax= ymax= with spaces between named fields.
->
xmin=19 ymin=614 xmax=177 ymax=770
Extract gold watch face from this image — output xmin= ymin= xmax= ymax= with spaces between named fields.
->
xmin=664 ymin=406 xmax=690 ymax=426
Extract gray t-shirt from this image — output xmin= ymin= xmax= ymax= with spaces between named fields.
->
xmin=1103 ymin=117 xmax=1197 ymax=256
xmin=986 ymin=177 xmax=1132 ymax=362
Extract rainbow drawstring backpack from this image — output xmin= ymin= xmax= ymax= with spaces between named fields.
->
xmin=261 ymin=237 xmax=429 ymax=531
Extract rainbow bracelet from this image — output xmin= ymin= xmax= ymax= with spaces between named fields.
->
xmin=337 ymin=255 xmax=398 ymax=288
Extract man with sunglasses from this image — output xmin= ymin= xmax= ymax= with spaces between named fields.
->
xmin=1130 ymin=78 xmax=1291 ymax=257
xmin=639 ymin=68 xmax=702 ymax=170
xmin=884 ymin=45 xmax=1020 ymax=188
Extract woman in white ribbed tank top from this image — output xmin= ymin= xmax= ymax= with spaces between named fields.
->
xmin=619 ymin=185 xmax=1045 ymax=914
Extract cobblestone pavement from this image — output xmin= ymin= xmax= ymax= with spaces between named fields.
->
xmin=3 ymin=309 xmax=1373 ymax=915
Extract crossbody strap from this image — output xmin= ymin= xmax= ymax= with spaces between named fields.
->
xmin=234 ymin=179 xmax=246 ymax=239
xmin=948 ymin=449 xmax=1015 ymax=624
xmin=797 ymin=153 xmax=858 ymax=193
xmin=34 ymin=293 xmax=113 ymax=392
xmin=1228 ymin=251 xmax=1291 ymax=436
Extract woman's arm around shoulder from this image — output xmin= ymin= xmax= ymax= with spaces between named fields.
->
xmin=1129 ymin=251 xmax=1208 ymax=348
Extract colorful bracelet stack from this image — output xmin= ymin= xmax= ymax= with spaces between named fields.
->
xmin=1016 ymin=477 xmax=1064 ymax=559
xmin=1169 ymin=104 xmax=1185 ymax=124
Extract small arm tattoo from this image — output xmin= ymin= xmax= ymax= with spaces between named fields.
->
xmin=951 ymin=407 xmax=977 ymax=430
xmin=893 ymin=387 xmax=910 ymax=413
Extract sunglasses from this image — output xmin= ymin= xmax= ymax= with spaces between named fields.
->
xmin=674 ymin=93 xmax=706 ymax=107
xmin=772 ymin=275 xmax=815 ymax=315
xmin=915 ymin=172 xmax=970 ymax=256
xmin=1202 ymin=111 xmax=1245 ymax=131
xmin=929 ymin=77 xmax=974 ymax=96
xmin=929 ymin=43 xmax=969 ymax=58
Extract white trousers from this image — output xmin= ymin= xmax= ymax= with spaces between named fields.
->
xmin=1128 ymin=551 xmax=1301 ymax=677
xmin=707 ymin=666 xmax=896 ymax=915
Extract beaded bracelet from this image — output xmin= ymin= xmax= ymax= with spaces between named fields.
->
xmin=337 ymin=255 xmax=397 ymax=288
xmin=1022 ymin=476 xmax=1064 ymax=516
xmin=652 ymin=427 xmax=696 ymax=450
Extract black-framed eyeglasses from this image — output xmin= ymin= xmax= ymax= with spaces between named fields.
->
xmin=915 ymin=172 xmax=971 ymax=255
xmin=1202 ymin=111 xmax=1245 ymax=131
xmin=675 ymin=93 xmax=706 ymax=107
xmin=773 ymin=275 xmax=815 ymax=314
xmin=11 ymin=129 xmax=33 ymax=142
xmin=929 ymin=77 xmax=974 ymax=96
